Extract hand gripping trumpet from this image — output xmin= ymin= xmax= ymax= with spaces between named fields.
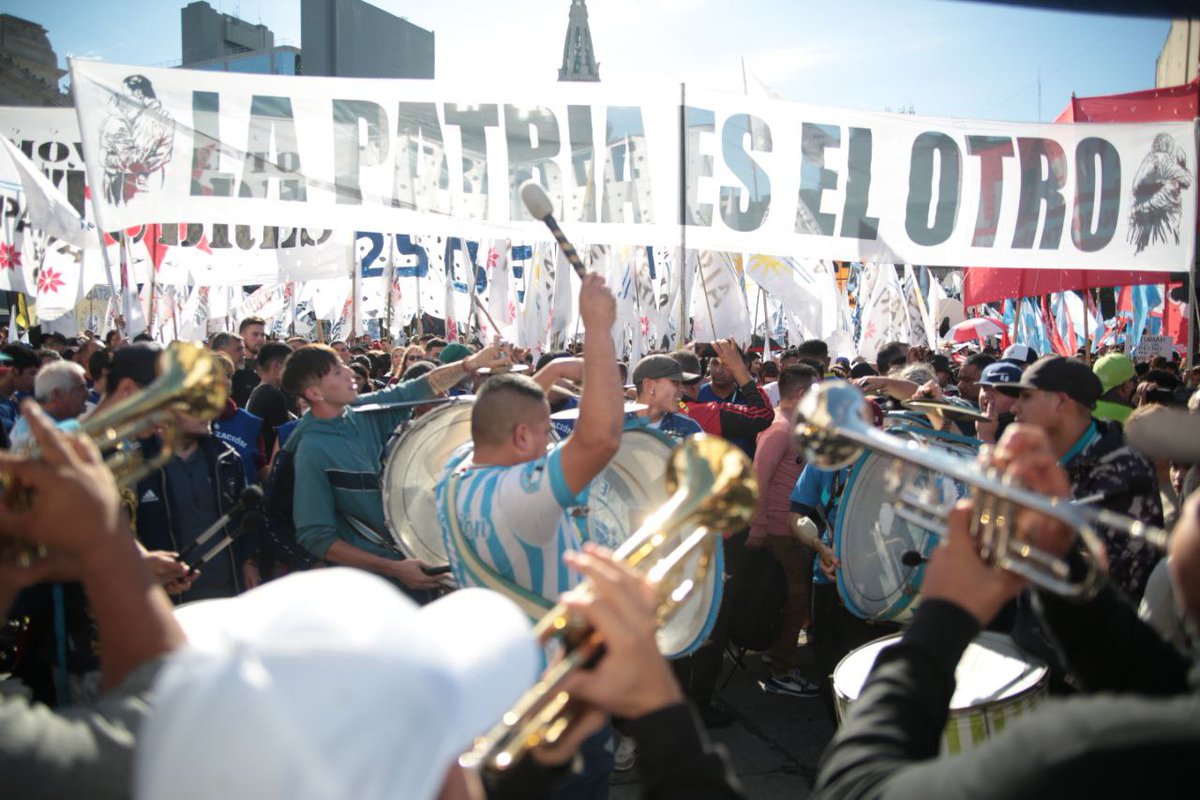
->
xmin=792 ymin=380 xmax=1169 ymax=599
xmin=460 ymin=434 xmax=758 ymax=772
xmin=0 ymin=342 xmax=227 ymax=565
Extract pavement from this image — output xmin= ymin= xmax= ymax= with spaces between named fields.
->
xmin=612 ymin=644 xmax=836 ymax=799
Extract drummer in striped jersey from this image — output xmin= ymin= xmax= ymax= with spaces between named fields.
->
xmin=436 ymin=273 xmax=623 ymax=607
xmin=436 ymin=274 xmax=623 ymax=799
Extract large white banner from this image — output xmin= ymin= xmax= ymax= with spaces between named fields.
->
xmin=70 ymin=60 xmax=1197 ymax=272
xmin=1 ymin=106 xmax=352 ymax=289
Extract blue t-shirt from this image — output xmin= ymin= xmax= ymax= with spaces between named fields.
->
xmin=789 ymin=464 xmax=847 ymax=586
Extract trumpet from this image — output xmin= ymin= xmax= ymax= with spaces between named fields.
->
xmin=460 ymin=434 xmax=757 ymax=773
xmin=793 ymin=380 xmax=1169 ymax=599
xmin=0 ymin=342 xmax=227 ymax=565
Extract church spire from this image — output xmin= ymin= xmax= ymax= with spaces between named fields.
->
xmin=558 ymin=0 xmax=600 ymax=82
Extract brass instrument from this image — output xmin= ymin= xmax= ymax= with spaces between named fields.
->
xmin=460 ymin=434 xmax=757 ymax=772
xmin=793 ymin=380 xmax=1169 ymax=599
xmin=0 ymin=342 xmax=227 ymax=565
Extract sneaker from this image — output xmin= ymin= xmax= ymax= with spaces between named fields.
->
xmin=760 ymin=668 xmax=820 ymax=698
xmin=613 ymin=734 xmax=637 ymax=772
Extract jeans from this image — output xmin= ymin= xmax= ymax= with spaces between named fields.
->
xmin=549 ymin=723 xmax=613 ymax=800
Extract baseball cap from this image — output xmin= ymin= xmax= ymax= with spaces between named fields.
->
xmin=136 ymin=569 xmax=539 ymax=800
xmin=977 ymin=361 xmax=1023 ymax=389
xmin=438 ymin=342 xmax=472 ymax=364
xmin=1010 ymin=356 xmax=1103 ymax=409
xmin=1001 ymin=344 xmax=1039 ymax=366
xmin=106 ymin=341 xmax=162 ymax=389
xmin=668 ymin=350 xmax=702 ymax=382
xmin=1093 ymin=353 xmax=1136 ymax=394
xmin=633 ymin=354 xmax=698 ymax=387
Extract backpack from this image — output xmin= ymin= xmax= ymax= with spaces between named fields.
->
xmin=262 ymin=447 xmax=319 ymax=571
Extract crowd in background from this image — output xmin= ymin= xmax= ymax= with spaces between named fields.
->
xmin=0 ymin=303 xmax=1198 ymax=798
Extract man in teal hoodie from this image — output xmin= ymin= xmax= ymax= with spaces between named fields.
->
xmin=281 ymin=341 xmax=509 ymax=599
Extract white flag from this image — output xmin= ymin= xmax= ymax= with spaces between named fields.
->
xmin=856 ymin=263 xmax=909 ymax=364
xmin=0 ymin=137 xmax=94 ymax=249
xmin=690 ymin=251 xmax=749 ymax=344
xmin=550 ymin=245 xmax=576 ymax=346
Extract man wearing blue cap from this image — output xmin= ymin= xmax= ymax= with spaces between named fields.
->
xmin=975 ymin=361 xmax=1022 ymax=445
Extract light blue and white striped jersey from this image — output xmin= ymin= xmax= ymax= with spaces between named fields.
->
xmin=437 ymin=442 xmax=590 ymax=608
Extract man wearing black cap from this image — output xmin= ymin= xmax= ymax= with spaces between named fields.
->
xmin=0 ymin=343 xmax=41 ymax=436
xmin=1012 ymin=356 xmax=1162 ymax=600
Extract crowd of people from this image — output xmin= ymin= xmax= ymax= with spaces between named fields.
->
xmin=0 ymin=273 xmax=1198 ymax=799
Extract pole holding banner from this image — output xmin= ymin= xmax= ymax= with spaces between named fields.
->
xmin=677 ymin=82 xmax=688 ymax=348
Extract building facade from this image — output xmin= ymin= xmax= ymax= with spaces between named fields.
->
xmin=1156 ymin=18 xmax=1200 ymax=87
xmin=0 ymin=14 xmax=68 ymax=107
xmin=300 ymin=0 xmax=433 ymax=79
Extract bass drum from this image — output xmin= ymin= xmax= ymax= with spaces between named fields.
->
xmin=834 ymin=632 xmax=1048 ymax=755
xmin=833 ymin=425 xmax=979 ymax=624
xmin=382 ymin=397 xmax=476 ymax=567
xmin=595 ymin=425 xmax=724 ymax=659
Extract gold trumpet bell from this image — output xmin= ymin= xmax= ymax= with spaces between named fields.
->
xmin=0 ymin=342 xmax=227 ymax=563
xmin=461 ymin=434 xmax=758 ymax=773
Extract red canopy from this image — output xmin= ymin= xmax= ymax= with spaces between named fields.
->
xmin=964 ymin=80 xmax=1198 ymax=307
xmin=1055 ymin=80 xmax=1199 ymax=123
xmin=963 ymin=268 xmax=1173 ymax=305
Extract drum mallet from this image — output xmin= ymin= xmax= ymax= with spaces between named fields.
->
xmin=520 ymin=181 xmax=588 ymax=278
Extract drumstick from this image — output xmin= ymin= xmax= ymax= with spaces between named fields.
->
xmin=520 ymin=181 xmax=588 ymax=278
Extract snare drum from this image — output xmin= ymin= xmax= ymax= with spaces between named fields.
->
xmin=834 ymin=632 xmax=1048 ymax=755
xmin=834 ymin=425 xmax=978 ymax=623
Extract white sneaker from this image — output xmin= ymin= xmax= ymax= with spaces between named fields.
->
xmin=760 ymin=667 xmax=820 ymax=698
xmin=614 ymin=734 xmax=637 ymax=772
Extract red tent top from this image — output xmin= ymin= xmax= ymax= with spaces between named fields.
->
xmin=1055 ymin=79 xmax=1199 ymax=123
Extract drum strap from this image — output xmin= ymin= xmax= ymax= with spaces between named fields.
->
xmin=443 ymin=471 xmax=554 ymax=620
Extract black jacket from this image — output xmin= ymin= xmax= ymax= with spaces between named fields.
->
xmin=485 ymin=703 xmax=742 ymax=800
xmin=134 ymin=436 xmax=256 ymax=592
xmin=814 ymin=585 xmax=1198 ymax=800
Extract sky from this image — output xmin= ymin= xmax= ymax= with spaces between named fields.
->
xmin=7 ymin=0 xmax=1173 ymax=122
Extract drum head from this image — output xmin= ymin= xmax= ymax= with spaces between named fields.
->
xmin=382 ymin=399 xmax=476 ymax=566
xmin=835 ymin=430 xmax=975 ymax=622
xmin=834 ymin=632 xmax=1047 ymax=711
xmin=584 ymin=428 xmax=674 ymax=551
xmin=657 ymin=537 xmax=724 ymax=659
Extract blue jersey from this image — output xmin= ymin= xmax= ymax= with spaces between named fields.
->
xmin=437 ymin=442 xmax=589 ymax=610
xmin=790 ymin=465 xmax=847 ymax=586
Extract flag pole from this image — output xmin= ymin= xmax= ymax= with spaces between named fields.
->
xmin=677 ymin=81 xmax=688 ymax=347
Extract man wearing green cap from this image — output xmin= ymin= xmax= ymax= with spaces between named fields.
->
xmin=1093 ymin=353 xmax=1137 ymax=424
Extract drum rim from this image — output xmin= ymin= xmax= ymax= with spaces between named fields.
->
xmin=381 ymin=397 xmax=477 ymax=564
xmin=834 ymin=449 xmax=925 ymax=623
xmin=834 ymin=429 xmax=978 ymax=623
xmin=658 ymin=538 xmax=724 ymax=659
xmin=833 ymin=631 xmax=1049 ymax=711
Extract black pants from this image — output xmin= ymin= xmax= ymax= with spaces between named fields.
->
xmin=810 ymin=581 xmax=896 ymax=722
